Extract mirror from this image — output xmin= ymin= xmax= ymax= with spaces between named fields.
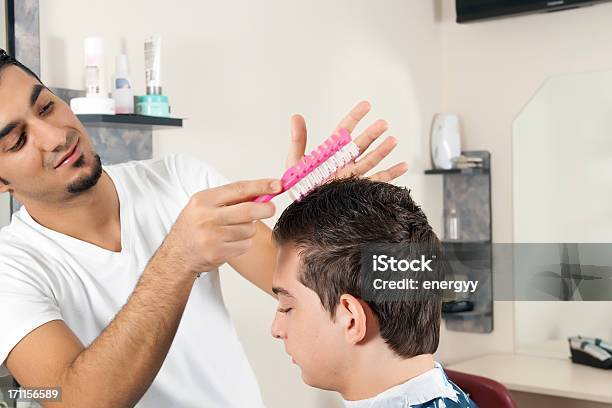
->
xmin=0 ymin=0 xmax=8 ymax=228
xmin=512 ymin=69 xmax=612 ymax=358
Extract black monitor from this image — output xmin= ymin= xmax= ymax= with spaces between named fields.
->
xmin=456 ymin=0 xmax=609 ymax=22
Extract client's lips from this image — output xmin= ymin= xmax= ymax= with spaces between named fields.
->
xmin=55 ymin=140 xmax=80 ymax=169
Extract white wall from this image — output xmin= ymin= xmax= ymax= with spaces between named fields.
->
xmin=40 ymin=2 xmax=444 ymax=407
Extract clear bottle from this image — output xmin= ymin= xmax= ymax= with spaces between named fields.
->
xmin=446 ymin=208 xmax=461 ymax=241
xmin=113 ymin=54 xmax=134 ymax=114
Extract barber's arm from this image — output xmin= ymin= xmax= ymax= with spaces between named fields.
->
xmin=229 ymin=101 xmax=408 ymax=295
xmin=6 ymin=179 xmax=281 ymax=408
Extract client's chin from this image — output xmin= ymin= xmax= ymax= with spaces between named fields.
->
xmin=67 ymin=153 xmax=103 ymax=194
xmin=300 ymin=372 xmax=333 ymax=392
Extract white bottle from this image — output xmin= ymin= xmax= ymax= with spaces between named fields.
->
xmin=113 ymin=54 xmax=134 ymax=114
xmin=70 ymin=36 xmax=115 ymax=114
xmin=431 ymin=113 xmax=461 ymax=170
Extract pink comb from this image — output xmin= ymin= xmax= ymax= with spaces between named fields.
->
xmin=255 ymin=128 xmax=359 ymax=202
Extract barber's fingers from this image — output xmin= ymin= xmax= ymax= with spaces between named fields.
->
xmin=204 ymin=179 xmax=282 ymax=206
xmin=220 ymin=223 xmax=258 ymax=242
xmin=339 ymin=134 xmax=396 ymax=178
xmin=285 ymin=101 xmax=372 ymax=169
xmin=351 ymin=119 xmax=389 ymax=155
xmin=217 ymin=201 xmax=276 ymax=225
xmin=286 ymin=114 xmax=308 ymax=168
xmin=333 ymin=101 xmax=371 ymax=135
xmin=367 ymin=162 xmax=409 ymax=182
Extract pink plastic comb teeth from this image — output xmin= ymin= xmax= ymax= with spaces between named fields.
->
xmin=254 ymin=128 xmax=359 ymax=203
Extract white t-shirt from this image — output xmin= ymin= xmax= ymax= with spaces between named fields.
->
xmin=0 ymin=154 xmax=265 ymax=408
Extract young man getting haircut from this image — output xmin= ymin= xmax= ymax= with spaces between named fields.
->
xmin=271 ymin=178 xmax=477 ymax=408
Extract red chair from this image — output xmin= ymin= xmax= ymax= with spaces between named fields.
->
xmin=444 ymin=369 xmax=519 ymax=408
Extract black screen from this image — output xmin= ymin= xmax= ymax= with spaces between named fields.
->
xmin=456 ymin=0 xmax=604 ymax=22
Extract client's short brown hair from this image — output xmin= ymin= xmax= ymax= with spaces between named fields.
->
xmin=273 ymin=177 xmax=442 ymax=358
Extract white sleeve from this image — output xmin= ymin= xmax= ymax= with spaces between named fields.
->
xmin=165 ymin=154 xmax=230 ymax=198
xmin=0 ymin=259 xmax=62 ymax=377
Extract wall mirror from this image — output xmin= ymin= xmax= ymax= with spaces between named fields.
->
xmin=513 ymin=69 xmax=612 ymax=358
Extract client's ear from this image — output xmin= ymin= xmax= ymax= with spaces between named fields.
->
xmin=337 ymin=294 xmax=368 ymax=345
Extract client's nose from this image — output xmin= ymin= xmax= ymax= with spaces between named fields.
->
xmin=271 ymin=313 xmax=287 ymax=340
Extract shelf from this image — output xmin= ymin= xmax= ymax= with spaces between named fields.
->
xmin=442 ymin=239 xmax=492 ymax=244
xmin=77 ymin=114 xmax=183 ymax=130
xmin=425 ymin=167 xmax=489 ymax=175
xmin=442 ymin=311 xmax=493 ymax=320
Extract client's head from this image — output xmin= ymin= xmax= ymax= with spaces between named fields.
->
xmin=271 ymin=177 xmax=442 ymax=393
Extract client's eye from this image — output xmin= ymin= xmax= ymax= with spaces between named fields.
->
xmin=9 ymin=131 xmax=27 ymax=152
xmin=277 ymin=307 xmax=293 ymax=314
xmin=39 ymin=100 xmax=55 ymax=116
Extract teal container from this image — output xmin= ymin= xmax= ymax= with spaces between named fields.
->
xmin=136 ymin=94 xmax=170 ymax=117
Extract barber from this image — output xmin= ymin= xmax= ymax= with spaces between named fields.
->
xmin=0 ymin=50 xmax=406 ymax=407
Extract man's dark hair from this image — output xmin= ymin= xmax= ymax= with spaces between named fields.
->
xmin=0 ymin=49 xmax=42 ymax=83
xmin=273 ymin=177 xmax=442 ymax=358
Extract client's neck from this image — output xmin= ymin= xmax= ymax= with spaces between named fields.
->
xmin=339 ymin=343 xmax=435 ymax=402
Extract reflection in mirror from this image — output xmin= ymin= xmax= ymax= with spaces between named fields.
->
xmin=513 ymin=70 xmax=612 ymax=359
xmin=0 ymin=0 xmax=8 ymax=228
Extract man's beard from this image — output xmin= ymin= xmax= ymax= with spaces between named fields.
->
xmin=67 ymin=153 xmax=103 ymax=194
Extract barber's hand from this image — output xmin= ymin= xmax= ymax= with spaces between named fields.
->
xmin=161 ymin=179 xmax=281 ymax=276
xmin=286 ymin=101 xmax=408 ymax=182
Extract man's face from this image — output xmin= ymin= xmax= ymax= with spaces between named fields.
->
xmin=271 ymin=244 xmax=348 ymax=390
xmin=0 ymin=65 xmax=101 ymax=204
